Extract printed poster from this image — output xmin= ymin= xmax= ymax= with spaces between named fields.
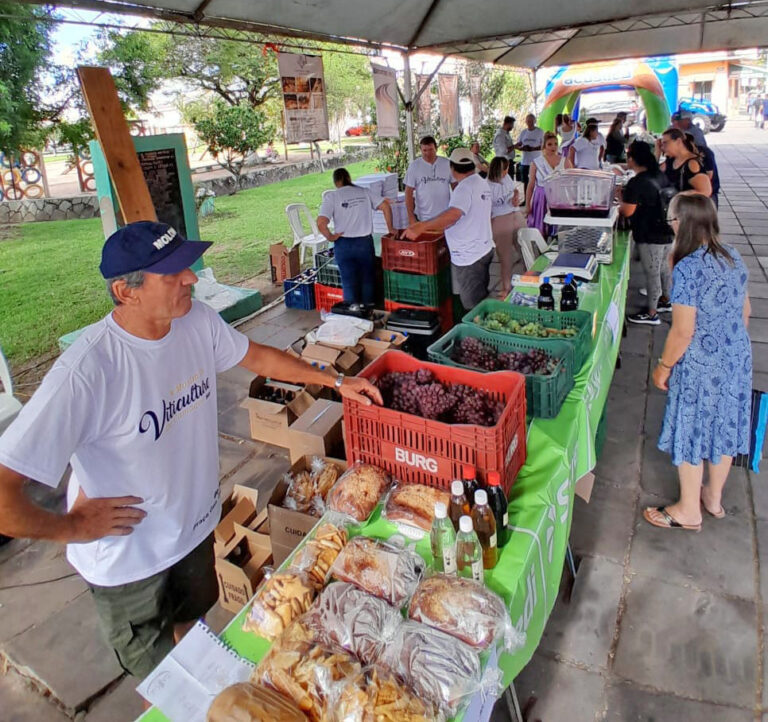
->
xmin=416 ymin=73 xmax=433 ymax=133
xmin=278 ymin=52 xmax=329 ymax=143
xmin=470 ymin=74 xmax=483 ymax=133
xmin=438 ymin=73 xmax=460 ymax=138
xmin=371 ymin=63 xmax=399 ymax=138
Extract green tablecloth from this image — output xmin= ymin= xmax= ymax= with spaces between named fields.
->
xmin=139 ymin=233 xmax=631 ymax=721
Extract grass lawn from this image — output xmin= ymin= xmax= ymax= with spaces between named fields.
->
xmin=0 ymin=158 xmax=378 ymax=368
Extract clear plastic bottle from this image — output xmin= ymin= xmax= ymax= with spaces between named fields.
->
xmin=472 ymin=489 xmax=498 ymax=569
xmin=485 ymin=471 xmax=509 ymax=547
xmin=430 ymin=502 xmax=457 ymax=575
xmin=449 ymin=479 xmax=470 ymax=532
xmin=462 ymin=465 xmax=480 ymax=509
xmin=560 ymin=273 xmax=579 ymax=311
xmin=456 ymin=515 xmax=483 ymax=582
xmin=538 ymin=276 xmax=555 ymax=310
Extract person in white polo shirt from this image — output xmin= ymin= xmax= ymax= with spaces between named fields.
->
xmin=493 ymin=115 xmax=516 ymax=176
xmin=404 ymin=135 xmax=453 ymax=225
xmin=515 ymin=113 xmax=545 ymax=190
xmin=404 ymin=148 xmax=494 ymax=311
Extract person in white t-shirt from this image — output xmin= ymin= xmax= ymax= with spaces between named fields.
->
xmin=515 ymin=114 xmax=545 ymax=190
xmin=404 ymin=148 xmax=494 ymax=310
xmin=317 ymin=167 xmax=393 ymax=305
xmin=487 ymin=156 xmax=524 ymax=298
xmin=492 ymin=115 xmax=516 ymax=175
xmin=569 ymin=123 xmax=604 ymax=170
xmin=0 ymin=221 xmax=381 ymax=681
xmin=404 ymin=135 xmax=453 ymax=225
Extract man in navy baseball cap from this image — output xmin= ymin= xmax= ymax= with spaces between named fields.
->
xmin=100 ymin=220 xmax=211 ymax=278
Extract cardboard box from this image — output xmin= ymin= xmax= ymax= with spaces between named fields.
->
xmin=301 ymin=343 xmax=362 ymax=376
xmin=359 ymin=329 xmax=408 ymax=364
xmin=287 ymin=399 xmax=344 ymax=464
xmin=215 ymin=522 xmax=272 ymax=613
xmin=214 ymin=485 xmax=261 ymax=554
xmin=268 ymin=455 xmax=347 ymax=566
xmin=240 ymin=378 xmax=314 ymax=447
xmin=270 ymin=243 xmax=300 ymax=284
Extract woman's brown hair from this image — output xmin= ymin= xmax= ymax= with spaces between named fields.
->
xmin=670 ymin=192 xmax=732 ymax=267
xmin=487 ymin=156 xmax=509 ymax=183
xmin=542 ymin=131 xmax=558 ymax=148
xmin=662 ymin=128 xmax=699 ymax=158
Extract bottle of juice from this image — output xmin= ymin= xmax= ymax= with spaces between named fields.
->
xmin=485 ymin=471 xmax=509 ymax=547
xmin=449 ymin=480 xmax=470 ymax=532
xmin=430 ymin=502 xmax=457 ymax=575
xmin=462 ymin=465 xmax=480 ymax=508
xmin=471 ymin=489 xmax=498 ymax=569
xmin=538 ymin=276 xmax=555 ymax=310
xmin=456 ymin=515 xmax=483 ymax=582
xmin=560 ymin=273 xmax=579 ymax=311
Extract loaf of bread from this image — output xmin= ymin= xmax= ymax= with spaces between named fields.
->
xmin=408 ymin=574 xmax=511 ymax=648
xmin=329 ymin=536 xmax=424 ymax=606
xmin=384 ymin=483 xmax=450 ymax=531
xmin=207 ymin=682 xmax=307 ymax=722
xmin=326 ymin=464 xmax=389 ymax=522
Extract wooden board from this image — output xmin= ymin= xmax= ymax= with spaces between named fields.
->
xmin=77 ymin=66 xmax=157 ymax=223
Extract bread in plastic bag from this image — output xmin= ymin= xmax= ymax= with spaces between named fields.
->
xmin=329 ymin=535 xmax=424 ymax=606
xmin=326 ymin=464 xmax=390 ymax=522
xmin=378 ymin=621 xmax=497 ymax=716
xmin=254 ymin=619 xmax=361 ymax=722
xmin=328 ymin=665 xmax=444 ymax=722
xmin=206 ymin=681 xmax=307 ymax=722
xmin=242 ymin=570 xmax=316 ymax=640
xmin=383 ymin=482 xmax=451 ymax=532
xmin=287 ymin=520 xmax=348 ymax=588
xmin=302 ymin=582 xmax=402 ymax=665
xmin=283 ymin=470 xmax=314 ymax=513
xmin=283 ymin=457 xmax=343 ymax=517
xmin=408 ymin=574 xmax=524 ymax=651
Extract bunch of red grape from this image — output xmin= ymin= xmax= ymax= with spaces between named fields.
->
xmin=376 ymin=369 xmax=503 ymax=426
xmin=453 ymin=337 xmax=556 ymax=376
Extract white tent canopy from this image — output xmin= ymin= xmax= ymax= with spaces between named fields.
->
xmin=20 ymin=0 xmax=768 ymax=68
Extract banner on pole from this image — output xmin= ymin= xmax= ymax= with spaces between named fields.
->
xmin=278 ymin=52 xmax=329 ymax=144
xmin=416 ymin=74 xmax=433 ymax=134
xmin=438 ymin=74 xmax=460 ymax=138
xmin=470 ymin=75 xmax=483 ymax=133
xmin=371 ymin=63 xmax=399 ymax=138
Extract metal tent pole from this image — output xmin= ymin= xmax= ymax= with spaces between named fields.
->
xmin=403 ymin=51 xmax=415 ymax=163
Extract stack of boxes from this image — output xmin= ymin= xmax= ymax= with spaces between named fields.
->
xmin=382 ymin=229 xmax=454 ymax=332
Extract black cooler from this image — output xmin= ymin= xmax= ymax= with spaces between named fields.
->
xmin=386 ymin=308 xmax=442 ymax=360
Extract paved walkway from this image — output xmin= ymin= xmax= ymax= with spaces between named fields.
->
xmin=0 ymin=118 xmax=767 ymax=721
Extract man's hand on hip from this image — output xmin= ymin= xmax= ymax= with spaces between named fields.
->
xmin=66 ymin=488 xmax=146 ymax=542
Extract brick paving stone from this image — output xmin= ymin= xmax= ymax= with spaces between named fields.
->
xmin=0 ymin=668 xmax=72 ymax=722
xmin=571 ymin=479 xmax=636 ymax=562
xmin=84 ymin=676 xmax=144 ymax=722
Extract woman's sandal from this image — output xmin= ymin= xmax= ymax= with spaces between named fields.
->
xmin=700 ymin=500 xmax=726 ymax=519
xmin=643 ymin=506 xmax=702 ymax=532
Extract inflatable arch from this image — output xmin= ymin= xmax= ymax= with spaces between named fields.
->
xmin=539 ymin=58 xmax=678 ymax=134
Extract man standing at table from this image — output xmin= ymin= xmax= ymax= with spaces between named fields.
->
xmin=493 ymin=115 xmax=516 ymax=177
xmin=516 ymin=113 xmax=544 ymax=190
xmin=0 ymin=221 xmax=380 ymax=680
xmin=671 ymin=109 xmax=707 ymax=148
xmin=404 ymin=135 xmax=453 ymax=226
xmin=404 ymin=148 xmax=493 ymax=311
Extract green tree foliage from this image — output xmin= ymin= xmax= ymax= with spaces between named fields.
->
xmin=320 ymin=47 xmax=372 ymax=149
xmin=0 ymin=3 xmax=53 ymax=155
xmin=190 ymin=101 xmax=275 ymax=193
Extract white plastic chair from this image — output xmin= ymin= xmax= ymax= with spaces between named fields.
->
xmin=516 ymin=231 xmax=537 ymax=270
xmin=285 ymin=203 xmax=328 ymax=265
xmin=0 ymin=346 xmax=22 ymax=435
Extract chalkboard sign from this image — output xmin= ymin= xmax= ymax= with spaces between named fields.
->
xmin=137 ymin=148 xmax=186 ymax=237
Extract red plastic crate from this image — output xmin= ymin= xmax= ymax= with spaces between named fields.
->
xmin=384 ymin=297 xmax=454 ymax=334
xmin=314 ymin=282 xmax=345 ymax=312
xmin=343 ymin=350 xmax=527 ymax=493
xmin=381 ymin=232 xmax=449 ymax=275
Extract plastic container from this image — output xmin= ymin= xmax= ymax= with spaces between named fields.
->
xmin=314 ymin=282 xmax=345 ymax=313
xmin=430 ymin=502 xmax=457 ymax=575
xmin=315 ymin=249 xmax=342 ymax=288
xmin=384 ymin=266 xmax=452 ymax=307
xmin=486 ymin=471 xmax=509 ymax=547
xmin=456 ymin=516 xmax=483 ymax=582
xmin=449 ymin=479 xmax=470 ymax=532
xmin=381 ymin=232 xmax=449 ymax=275
xmin=343 ymin=350 xmax=527 ymax=493
xmin=462 ymin=465 xmax=480 ymax=509
xmin=462 ymin=299 xmax=593 ymax=371
xmin=427 ymin=324 xmax=575 ymax=419
xmin=283 ymin=270 xmax=317 ymax=310
xmin=386 ymin=307 xmax=443 ymax=360
xmin=385 ymin=297 xmax=453 ymax=335
xmin=543 ymin=169 xmax=616 ymax=218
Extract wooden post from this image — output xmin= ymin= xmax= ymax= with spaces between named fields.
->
xmin=77 ymin=66 xmax=157 ymax=223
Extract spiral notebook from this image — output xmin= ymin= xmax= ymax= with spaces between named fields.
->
xmin=137 ymin=621 xmax=254 ymax=722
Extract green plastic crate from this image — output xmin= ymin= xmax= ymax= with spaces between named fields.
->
xmin=384 ymin=267 xmax=451 ymax=307
xmin=427 ymin=324 xmax=575 ymax=419
xmin=462 ymin=299 xmax=593 ymax=371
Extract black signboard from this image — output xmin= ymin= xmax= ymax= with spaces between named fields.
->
xmin=137 ymin=148 xmax=187 ymax=237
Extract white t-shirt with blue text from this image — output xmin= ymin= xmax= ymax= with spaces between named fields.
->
xmin=318 ymin=185 xmax=382 ymax=238
xmin=446 ymin=173 xmax=494 ymax=266
xmin=0 ymin=301 xmax=249 ymax=586
xmin=404 ymin=157 xmax=453 ymax=221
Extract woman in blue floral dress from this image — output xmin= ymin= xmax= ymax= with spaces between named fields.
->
xmin=645 ymin=192 xmax=752 ymax=532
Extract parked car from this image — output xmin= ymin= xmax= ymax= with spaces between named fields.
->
xmin=678 ymin=98 xmax=727 ymax=133
xmin=345 ymin=124 xmax=375 ymax=137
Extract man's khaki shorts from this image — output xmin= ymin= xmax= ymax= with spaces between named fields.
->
xmin=88 ymin=533 xmax=218 ymax=679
